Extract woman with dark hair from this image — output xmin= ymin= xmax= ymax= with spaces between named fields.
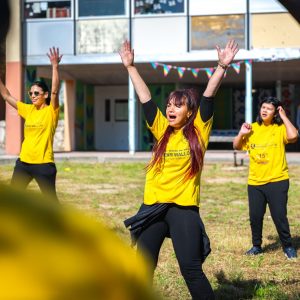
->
xmin=0 ymin=47 xmax=62 ymax=200
xmin=120 ymin=40 xmax=239 ymax=299
xmin=233 ymin=97 xmax=298 ymax=259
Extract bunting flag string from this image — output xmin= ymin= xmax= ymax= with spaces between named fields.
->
xmin=177 ymin=67 xmax=186 ymax=78
xmin=150 ymin=62 xmax=158 ymax=69
xmin=163 ymin=64 xmax=172 ymax=76
xmin=244 ymin=59 xmax=253 ymax=69
xmin=231 ymin=62 xmax=241 ymax=74
xmin=149 ymin=60 xmax=248 ymax=79
xmin=191 ymin=68 xmax=200 ymax=78
xmin=205 ymin=68 xmax=214 ymax=79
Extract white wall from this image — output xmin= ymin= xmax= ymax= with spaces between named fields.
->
xmin=132 ymin=16 xmax=187 ymax=54
xmin=0 ymin=120 xmax=65 ymax=151
xmin=25 ymin=21 xmax=74 ymax=55
xmin=250 ymin=0 xmax=286 ymax=13
xmin=0 ymin=121 xmax=5 ymax=150
xmin=190 ymin=0 xmax=246 ymax=15
xmin=94 ymin=85 xmax=129 ymax=151
xmin=189 ymin=0 xmax=286 ymax=15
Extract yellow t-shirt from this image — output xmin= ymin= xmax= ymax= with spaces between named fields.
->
xmin=17 ymin=102 xmax=59 ymax=164
xmin=242 ymin=122 xmax=289 ymax=185
xmin=144 ymin=108 xmax=212 ymax=207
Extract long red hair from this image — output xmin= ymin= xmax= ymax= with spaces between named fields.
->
xmin=147 ymin=89 xmax=205 ymax=179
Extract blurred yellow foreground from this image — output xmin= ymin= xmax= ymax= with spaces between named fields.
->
xmin=0 ymin=184 xmax=158 ymax=300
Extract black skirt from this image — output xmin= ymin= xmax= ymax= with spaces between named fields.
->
xmin=124 ymin=203 xmax=211 ymax=263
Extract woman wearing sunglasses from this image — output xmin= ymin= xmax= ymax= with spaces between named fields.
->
xmin=0 ymin=47 xmax=62 ymax=200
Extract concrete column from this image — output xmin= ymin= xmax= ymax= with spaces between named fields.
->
xmin=276 ymin=80 xmax=282 ymax=102
xmin=64 ymin=80 xmax=76 ymax=151
xmin=245 ymin=60 xmax=253 ymax=123
xmin=128 ymin=78 xmax=136 ymax=154
xmin=5 ymin=0 xmax=22 ymax=155
xmin=245 ymin=0 xmax=253 ymax=124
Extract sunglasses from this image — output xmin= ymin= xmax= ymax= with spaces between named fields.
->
xmin=28 ymin=91 xmax=44 ymax=97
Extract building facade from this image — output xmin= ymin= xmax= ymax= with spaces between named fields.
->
xmin=2 ymin=0 xmax=300 ymax=154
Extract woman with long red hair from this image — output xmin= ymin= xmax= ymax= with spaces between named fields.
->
xmin=120 ymin=40 xmax=238 ymax=299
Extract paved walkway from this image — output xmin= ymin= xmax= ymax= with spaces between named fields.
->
xmin=1 ymin=150 xmax=300 ymax=165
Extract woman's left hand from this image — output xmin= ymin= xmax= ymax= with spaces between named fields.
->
xmin=216 ymin=40 xmax=239 ymax=66
xmin=47 ymin=47 xmax=63 ymax=67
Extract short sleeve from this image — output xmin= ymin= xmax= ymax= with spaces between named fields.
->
xmin=194 ymin=109 xmax=213 ymax=148
xmin=282 ymin=124 xmax=288 ymax=144
xmin=147 ymin=108 xmax=169 ymax=141
xmin=17 ymin=102 xmax=32 ymax=119
xmin=50 ymin=104 xmax=60 ymax=128
xmin=241 ymin=136 xmax=249 ymax=151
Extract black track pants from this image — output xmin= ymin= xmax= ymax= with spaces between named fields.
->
xmin=137 ymin=205 xmax=214 ymax=300
xmin=248 ymin=180 xmax=292 ymax=248
xmin=11 ymin=158 xmax=58 ymax=201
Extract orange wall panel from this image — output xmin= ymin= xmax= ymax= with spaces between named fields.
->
xmin=5 ymin=61 xmax=22 ymax=155
xmin=252 ymin=13 xmax=300 ymax=48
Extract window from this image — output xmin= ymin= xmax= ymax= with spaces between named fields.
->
xmin=77 ymin=19 xmax=128 ymax=54
xmin=78 ymin=0 xmax=125 ymax=17
xmin=191 ymin=15 xmax=245 ymax=50
xmin=115 ymin=100 xmax=128 ymax=121
xmin=24 ymin=1 xmax=71 ymax=19
xmin=135 ymin=0 xmax=184 ymax=15
xmin=105 ymin=99 xmax=111 ymax=122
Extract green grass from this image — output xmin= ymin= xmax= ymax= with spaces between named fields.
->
xmin=1 ymin=161 xmax=299 ymax=300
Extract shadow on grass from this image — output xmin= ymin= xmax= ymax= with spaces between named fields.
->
xmin=214 ymin=270 xmax=299 ymax=300
xmin=263 ymin=235 xmax=300 ymax=253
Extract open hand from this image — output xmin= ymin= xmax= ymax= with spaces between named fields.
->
xmin=119 ymin=40 xmax=134 ymax=68
xmin=47 ymin=47 xmax=62 ymax=67
xmin=216 ymin=40 xmax=239 ymax=66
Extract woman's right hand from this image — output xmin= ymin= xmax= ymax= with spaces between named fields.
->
xmin=119 ymin=40 xmax=134 ymax=68
xmin=47 ymin=47 xmax=62 ymax=67
xmin=239 ymin=122 xmax=252 ymax=135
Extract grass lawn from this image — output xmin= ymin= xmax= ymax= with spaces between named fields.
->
xmin=1 ymin=161 xmax=299 ymax=300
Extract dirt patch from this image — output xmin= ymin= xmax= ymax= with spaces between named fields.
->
xmin=205 ymin=177 xmax=246 ymax=184
xmin=58 ymin=183 xmax=120 ymax=195
xmin=99 ymin=203 xmax=131 ymax=210
xmin=221 ymin=166 xmax=248 ymax=171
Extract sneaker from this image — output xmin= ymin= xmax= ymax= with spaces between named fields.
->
xmin=245 ymin=246 xmax=263 ymax=256
xmin=283 ymin=247 xmax=297 ymax=260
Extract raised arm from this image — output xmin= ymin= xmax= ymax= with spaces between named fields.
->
xmin=119 ymin=41 xmax=151 ymax=103
xmin=203 ymin=40 xmax=239 ymax=98
xmin=233 ymin=123 xmax=252 ymax=150
xmin=0 ymin=77 xmax=18 ymax=109
xmin=278 ymin=106 xmax=298 ymax=143
xmin=47 ymin=47 xmax=62 ymax=109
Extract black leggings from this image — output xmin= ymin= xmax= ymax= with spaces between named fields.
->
xmin=248 ymin=180 xmax=292 ymax=248
xmin=137 ymin=205 xmax=214 ymax=300
xmin=11 ymin=158 xmax=58 ymax=201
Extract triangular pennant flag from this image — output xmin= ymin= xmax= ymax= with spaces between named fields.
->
xmin=163 ymin=64 xmax=172 ymax=76
xmin=231 ymin=63 xmax=240 ymax=74
xmin=205 ymin=68 xmax=214 ymax=79
xmin=150 ymin=62 xmax=158 ymax=69
xmin=191 ymin=68 xmax=200 ymax=78
xmin=177 ymin=67 xmax=186 ymax=78
xmin=245 ymin=59 xmax=252 ymax=67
